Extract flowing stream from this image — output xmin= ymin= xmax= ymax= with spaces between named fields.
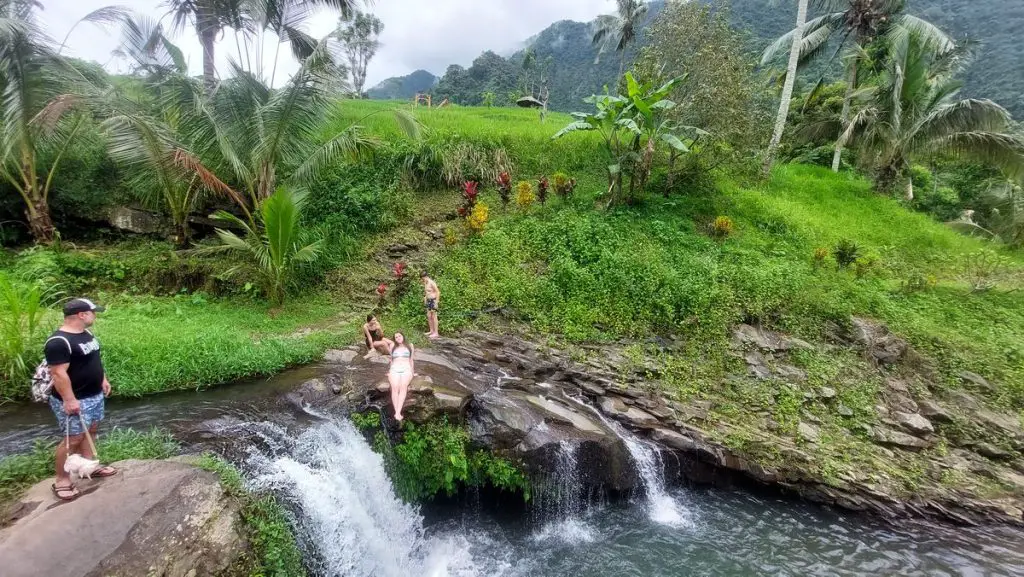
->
xmin=3 ymin=368 xmax=1024 ymax=576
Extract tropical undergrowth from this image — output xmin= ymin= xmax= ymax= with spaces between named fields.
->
xmin=194 ymin=454 xmax=306 ymax=577
xmin=353 ymin=413 xmax=531 ymax=502
xmin=392 ymin=163 xmax=1024 ymax=409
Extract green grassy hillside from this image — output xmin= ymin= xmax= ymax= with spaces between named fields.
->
xmin=323 ymin=101 xmax=1024 ymax=409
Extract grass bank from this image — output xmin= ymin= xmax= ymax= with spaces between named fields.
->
xmin=0 ymin=287 xmax=358 ymax=401
xmin=391 ymin=163 xmax=1024 ymax=407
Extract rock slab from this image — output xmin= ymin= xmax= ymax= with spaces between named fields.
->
xmin=0 ymin=459 xmax=245 ymax=577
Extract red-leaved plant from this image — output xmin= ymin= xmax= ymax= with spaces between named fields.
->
xmin=537 ymin=176 xmax=550 ymax=205
xmin=376 ymin=283 xmax=387 ymax=297
xmin=393 ymin=262 xmax=407 ymax=279
xmin=459 ymin=180 xmax=480 ymax=219
xmin=496 ymin=172 xmax=512 ymax=207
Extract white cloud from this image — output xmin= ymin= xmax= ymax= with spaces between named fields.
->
xmin=39 ymin=0 xmax=612 ymax=87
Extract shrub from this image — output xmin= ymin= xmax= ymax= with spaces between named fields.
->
xmin=515 ymin=180 xmax=535 ymax=209
xmin=305 ymin=159 xmax=410 ymax=235
xmin=552 ymin=172 xmax=576 ymax=200
xmin=833 ymin=239 xmax=860 ymax=269
xmin=853 ymin=250 xmax=880 ymax=279
xmin=457 ymin=180 xmax=480 ymax=219
xmin=812 ymin=247 xmax=829 ymax=269
xmin=909 ymin=164 xmax=934 ymax=192
xmin=496 ymin=171 xmax=512 ymax=207
xmin=960 ymin=249 xmax=1013 ymax=292
xmin=537 ymin=176 xmax=550 ymax=205
xmin=902 ymin=273 xmax=936 ymax=293
xmin=373 ymin=418 xmax=530 ymax=502
xmin=711 ymin=216 xmax=734 ymax=238
xmin=443 ymin=226 xmax=459 ymax=246
xmin=0 ymin=274 xmax=61 ymax=399
xmin=467 ymin=202 xmax=489 ymax=234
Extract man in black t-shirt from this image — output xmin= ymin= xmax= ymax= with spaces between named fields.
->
xmin=46 ymin=298 xmax=118 ymax=501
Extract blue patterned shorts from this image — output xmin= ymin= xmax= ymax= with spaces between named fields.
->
xmin=49 ymin=393 xmax=105 ymax=436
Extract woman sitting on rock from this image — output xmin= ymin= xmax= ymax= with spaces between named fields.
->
xmin=387 ymin=332 xmax=415 ymax=421
xmin=362 ymin=315 xmax=393 ymax=358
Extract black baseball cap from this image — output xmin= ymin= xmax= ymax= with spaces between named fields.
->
xmin=63 ymin=298 xmax=106 ymax=316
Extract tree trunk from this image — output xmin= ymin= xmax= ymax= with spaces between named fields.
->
xmin=763 ymin=0 xmax=809 ymax=177
xmin=26 ymin=195 xmax=55 ymax=243
xmin=905 ymin=178 xmax=914 ymax=202
xmin=832 ymin=59 xmax=858 ymax=172
xmin=200 ymin=25 xmax=218 ymax=92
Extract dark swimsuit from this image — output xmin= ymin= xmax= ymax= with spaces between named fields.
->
xmin=366 ymin=327 xmax=384 ymax=347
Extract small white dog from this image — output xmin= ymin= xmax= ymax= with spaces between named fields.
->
xmin=64 ymin=453 xmax=101 ymax=481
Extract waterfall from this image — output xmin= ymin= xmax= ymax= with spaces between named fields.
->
xmin=614 ymin=427 xmax=691 ymax=528
xmin=530 ymin=440 xmax=598 ymax=544
xmin=245 ymin=417 xmax=480 ymax=577
xmin=564 ymin=395 xmax=692 ymax=528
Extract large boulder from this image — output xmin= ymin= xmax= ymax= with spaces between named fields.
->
xmin=468 ymin=389 xmax=637 ymax=490
xmin=0 ymin=459 xmax=246 ymax=577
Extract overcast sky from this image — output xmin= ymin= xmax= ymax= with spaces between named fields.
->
xmin=40 ymin=0 xmax=612 ymax=88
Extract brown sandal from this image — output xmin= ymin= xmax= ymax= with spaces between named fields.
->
xmin=51 ymin=483 xmax=80 ymax=501
xmin=93 ymin=465 xmax=118 ymax=478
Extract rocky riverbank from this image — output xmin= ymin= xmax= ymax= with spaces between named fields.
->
xmin=301 ymin=317 xmax=1024 ymax=527
xmin=0 ymin=459 xmax=247 ymax=577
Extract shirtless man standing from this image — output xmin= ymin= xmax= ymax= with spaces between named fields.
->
xmin=421 ymin=271 xmax=440 ymax=339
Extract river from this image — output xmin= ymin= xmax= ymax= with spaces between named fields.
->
xmin=3 ymin=367 xmax=1023 ymax=576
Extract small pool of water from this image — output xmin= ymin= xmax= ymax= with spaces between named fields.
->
xmin=427 ymin=488 xmax=1024 ymax=577
xmin=246 ymin=418 xmax=1024 ymax=577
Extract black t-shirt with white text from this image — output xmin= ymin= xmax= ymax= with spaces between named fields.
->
xmin=44 ymin=329 xmax=104 ymax=400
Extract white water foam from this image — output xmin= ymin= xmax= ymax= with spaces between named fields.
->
xmin=530 ymin=517 xmax=598 ymax=545
xmin=246 ymin=419 xmax=480 ymax=577
xmin=617 ymin=432 xmax=692 ymax=528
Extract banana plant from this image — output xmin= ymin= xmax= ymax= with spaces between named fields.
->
xmin=553 ymin=72 xmax=707 ymax=205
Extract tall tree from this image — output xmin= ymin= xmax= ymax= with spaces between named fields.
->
xmin=162 ymin=0 xmax=360 ymax=91
xmin=762 ymin=0 xmax=952 ymax=172
xmin=592 ymin=0 xmax=649 ymax=83
xmin=0 ymin=0 xmax=90 ymax=242
xmin=763 ymin=0 xmax=808 ymax=176
xmin=839 ymin=34 xmax=1024 ymax=200
xmin=337 ymin=11 xmax=383 ymax=97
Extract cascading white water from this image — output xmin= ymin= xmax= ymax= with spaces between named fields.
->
xmin=245 ymin=418 xmax=479 ymax=577
xmin=615 ymin=429 xmax=691 ymax=528
xmin=530 ymin=440 xmax=598 ymax=544
xmin=564 ymin=395 xmax=692 ymax=528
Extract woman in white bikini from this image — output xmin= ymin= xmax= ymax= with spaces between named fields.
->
xmin=386 ymin=332 xmax=415 ymax=421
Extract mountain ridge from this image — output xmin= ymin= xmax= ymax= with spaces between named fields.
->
xmin=368 ymin=0 xmax=1023 ymax=117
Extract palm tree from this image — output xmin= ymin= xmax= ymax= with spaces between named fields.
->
xmin=0 ymin=0 xmax=89 ymax=242
xmin=101 ymin=15 xmax=239 ymax=245
xmin=762 ymin=0 xmax=808 ymax=177
xmin=204 ymin=186 xmax=325 ymax=306
xmin=840 ymin=34 xmax=1024 ymax=201
xmin=163 ymin=0 xmax=360 ymax=91
xmin=107 ymin=30 xmax=378 ymax=231
xmin=592 ymin=0 xmax=649 ymax=83
xmin=762 ymin=0 xmax=952 ymax=172
xmin=196 ymin=39 xmax=379 ymax=212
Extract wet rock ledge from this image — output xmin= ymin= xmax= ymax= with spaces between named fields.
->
xmin=300 ymin=320 xmax=1024 ymax=528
